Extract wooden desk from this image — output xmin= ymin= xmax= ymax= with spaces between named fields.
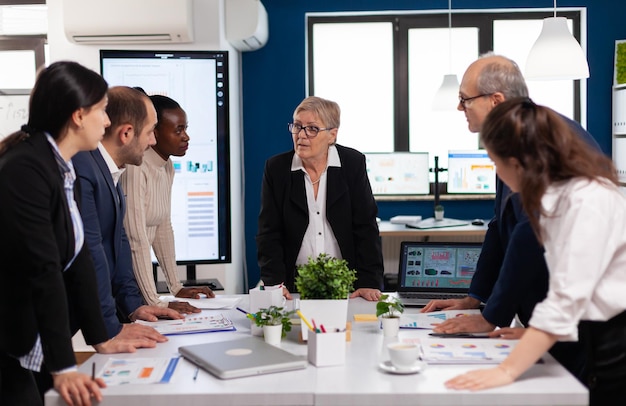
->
xmin=378 ymin=221 xmax=488 ymax=276
xmin=46 ymin=295 xmax=587 ymax=406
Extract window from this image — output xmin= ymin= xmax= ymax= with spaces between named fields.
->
xmin=308 ymin=9 xmax=585 ymax=186
xmin=0 ymin=1 xmax=47 ymax=140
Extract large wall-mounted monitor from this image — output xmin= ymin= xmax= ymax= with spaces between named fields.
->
xmin=100 ymin=50 xmax=231 ymax=264
xmin=365 ymin=152 xmax=430 ymax=196
xmin=447 ymin=150 xmax=496 ymax=194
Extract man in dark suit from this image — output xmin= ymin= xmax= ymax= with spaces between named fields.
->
xmin=422 ymin=54 xmax=600 ymax=381
xmin=73 ymin=86 xmax=182 ymax=342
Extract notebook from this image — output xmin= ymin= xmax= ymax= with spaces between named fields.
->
xmin=396 ymin=241 xmax=482 ymax=306
xmin=178 ymin=337 xmax=307 ymax=379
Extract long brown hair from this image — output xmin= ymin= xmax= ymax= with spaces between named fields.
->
xmin=480 ymin=98 xmax=617 ymax=243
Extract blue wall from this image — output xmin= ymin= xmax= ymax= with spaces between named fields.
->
xmin=241 ymin=0 xmax=626 ymax=288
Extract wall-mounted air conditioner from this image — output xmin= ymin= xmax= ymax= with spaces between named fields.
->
xmin=226 ymin=0 xmax=268 ymax=51
xmin=63 ymin=0 xmax=193 ymax=44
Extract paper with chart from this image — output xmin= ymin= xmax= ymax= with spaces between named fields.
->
xmin=159 ymin=295 xmax=241 ymax=309
xmin=135 ymin=313 xmax=235 ymax=335
xmin=399 ymin=309 xmax=481 ymax=329
xmin=419 ymin=338 xmax=518 ymax=364
xmin=98 ymin=357 xmax=179 ymax=385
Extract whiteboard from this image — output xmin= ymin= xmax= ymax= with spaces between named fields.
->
xmin=0 ymin=93 xmax=29 ymax=141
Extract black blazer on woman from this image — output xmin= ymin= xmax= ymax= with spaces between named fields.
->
xmin=0 ymin=132 xmax=108 ymax=372
xmin=256 ymin=144 xmax=384 ymax=292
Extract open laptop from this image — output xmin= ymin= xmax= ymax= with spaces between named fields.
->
xmin=397 ymin=241 xmax=483 ymax=306
xmin=178 ymin=337 xmax=307 ymax=379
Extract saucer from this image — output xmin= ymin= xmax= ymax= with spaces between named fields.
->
xmin=378 ymin=360 xmax=425 ymax=375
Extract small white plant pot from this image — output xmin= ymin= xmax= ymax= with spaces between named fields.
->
xmin=434 ymin=210 xmax=444 ymax=221
xmin=263 ymin=324 xmax=283 ymax=346
xmin=381 ymin=316 xmax=400 ymax=337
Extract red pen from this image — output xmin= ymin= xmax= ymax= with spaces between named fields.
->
xmin=320 ymin=324 xmax=326 ymax=333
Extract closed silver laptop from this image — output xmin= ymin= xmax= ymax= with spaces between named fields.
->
xmin=178 ymin=337 xmax=307 ymax=379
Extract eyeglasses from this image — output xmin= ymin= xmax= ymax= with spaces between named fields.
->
xmin=458 ymin=93 xmax=494 ymax=108
xmin=288 ymin=123 xmax=333 ymax=138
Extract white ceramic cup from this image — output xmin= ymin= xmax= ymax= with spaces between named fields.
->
xmin=387 ymin=342 xmax=419 ymax=369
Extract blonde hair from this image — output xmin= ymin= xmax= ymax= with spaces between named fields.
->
xmin=293 ymin=96 xmax=340 ymax=129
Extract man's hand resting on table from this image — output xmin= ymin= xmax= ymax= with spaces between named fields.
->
xmin=130 ymin=304 xmax=183 ymax=322
xmin=421 ymin=295 xmax=481 ymax=313
xmin=432 ymin=313 xmax=495 ymax=334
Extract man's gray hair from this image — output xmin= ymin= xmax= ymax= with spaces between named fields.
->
xmin=476 ymin=52 xmax=529 ymax=99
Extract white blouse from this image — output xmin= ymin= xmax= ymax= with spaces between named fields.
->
xmin=529 ymin=177 xmax=626 ymax=341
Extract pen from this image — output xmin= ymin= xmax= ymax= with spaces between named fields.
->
xmin=320 ymin=324 xmax=326 ymax=333
xmin=91 ymin=362 xmax=95 ymax=381
xmin=193 ymin=367 xmax=199 ymax=380
xmin=236 ymin=307 xmax=249 ymax=315
xmin=296 ymin=310 xmax=315 ymax=332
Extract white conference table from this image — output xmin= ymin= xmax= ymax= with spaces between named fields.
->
xmin=45 ymin=295 xmax=588 ymax=406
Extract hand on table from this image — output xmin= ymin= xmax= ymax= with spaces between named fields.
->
xmin=168 ymin=300 xmax=201 ymax=314
xmin=176 ymin=286 xmax=215 ymax=299
xmin=350 ymin=288 xmax=382 ymax=301
xmin=421 ymin=296 xmax=481 ymax=313
xmin=445 ymin=365 xmax=515 ymax=391
xmin=431 ymin=314 xmax=495 ymax=334
xmin=488 ymin=327 xmax=526 ymax=340
xmin=130 ymin=304 xmax=183 ymax=322
xmin=53 ymin=371 xmax=106 ymax=406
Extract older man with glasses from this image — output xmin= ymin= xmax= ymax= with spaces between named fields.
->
xmin=256 ymin=96 xmax=384 ymax=302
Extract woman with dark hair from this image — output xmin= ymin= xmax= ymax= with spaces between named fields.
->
xmin=0 ymin=61 xmax=138 ymax=406
xmin=445 ymin=98 xmax=626 ymax=405
xmin=121 ymin=95 xmax=214 ymax=313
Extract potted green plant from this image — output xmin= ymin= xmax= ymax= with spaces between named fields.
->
xmin=434 ymin=204 xmax=445 ymax=221
xmin=376 ymin=294 xmax=405 ymax=337
xmin=295 ymin=253 xmax=357 ymax=340
xmin=247 ymin=305 xmax=295 ymax=346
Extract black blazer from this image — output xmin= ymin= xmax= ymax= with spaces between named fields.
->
xmin=256 ymin=144 xmax=383 ymax=292
xmin=0 ymin=133 xmax=108 ymax=372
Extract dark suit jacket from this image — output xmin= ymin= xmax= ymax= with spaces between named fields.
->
xmin=73 ymin=149 xmax=144 ymax=338
xmin=257 ymin=144 xmax=384 ymax=292
xmin=0 ymin=133 xmax=108 ymax=372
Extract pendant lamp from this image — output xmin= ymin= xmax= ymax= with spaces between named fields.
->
xmin=525 ymin=1 xmax=589 ymax=80
xmin=432 ymin=0 xmax=459 ymax=110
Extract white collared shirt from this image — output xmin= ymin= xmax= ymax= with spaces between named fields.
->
xmin=98 ymin=142 xmax=126 ymax=185
xmin=529 ymin=177 xmax=626 ymax=341
xmin=292 ymin=145 xmax=342 ymax=265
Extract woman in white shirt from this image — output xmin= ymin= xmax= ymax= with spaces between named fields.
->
xmin=121 ymin=95 xmax=214 ymax=313
xmin=445 ymin=98 xmax=626 ymax=405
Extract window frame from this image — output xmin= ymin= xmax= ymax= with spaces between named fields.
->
xmin=307 ymin=9 xmax=584 ymax=153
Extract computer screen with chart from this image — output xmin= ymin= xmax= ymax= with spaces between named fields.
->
xmin=447 ymin=150 xmax=496 ymax=194
xmin=100 ymin=50 xmax=231 ymax=264
xmin=364 ymin=152 xmax=430 ymax=195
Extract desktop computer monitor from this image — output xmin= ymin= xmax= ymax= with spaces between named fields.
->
xmin=447 ymin=150 xmax=496 ymax=194
xmin=364 ymin=152 xmax=430 ymax=196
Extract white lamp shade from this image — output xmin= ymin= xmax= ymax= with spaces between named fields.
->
xmin=432 ymin=74 xmax=460 ymax=110
xmin=525 ymin=17 xmax=589 ymax=80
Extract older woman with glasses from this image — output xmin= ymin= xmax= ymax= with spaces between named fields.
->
xmin=256 ymin=96 xmax=383 ymax=301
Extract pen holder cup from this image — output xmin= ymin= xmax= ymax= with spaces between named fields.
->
xmin=307 ymin=330 xmax=346 ymax=367
xmin=248 ymin=286 xmax=286 ymax=336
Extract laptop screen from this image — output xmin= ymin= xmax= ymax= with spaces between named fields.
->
xmin=398 ymin=241 xmax=482 ymax=293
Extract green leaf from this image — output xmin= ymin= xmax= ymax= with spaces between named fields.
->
xmin=294 ymin=253 xmax=357 ymax=299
